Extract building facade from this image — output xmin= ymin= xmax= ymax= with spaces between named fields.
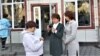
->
xmin=0 ymin=0 xmax=100 ymax=43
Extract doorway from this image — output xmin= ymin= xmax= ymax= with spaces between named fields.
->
xmin=41 ymin=5 xmax=50 ymax=38
xmin=31 ymin=3 xmax=57 ymax=38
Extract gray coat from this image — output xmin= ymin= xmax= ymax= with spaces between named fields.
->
xmin=49 ymin=23 xmax=64 ymax=56
xmin=63 ymin=20 xmax=79 ymax=56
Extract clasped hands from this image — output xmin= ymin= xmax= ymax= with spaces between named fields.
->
xmin=47 ymin=25 xmax=57 ymax=33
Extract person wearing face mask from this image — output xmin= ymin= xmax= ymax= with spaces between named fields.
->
xmin=47 ymin=13 xmax=64 ymax=56
xmin=21 ymin=21 xmax=44 ymax=56
xmin=63 ymin=11 xmax=79 ymax=56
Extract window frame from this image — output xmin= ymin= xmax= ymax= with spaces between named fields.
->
xmin=78 ymin=0 xmax=94 ymax=29
xmin=62 ymin=0 xmax=94 ymax=29
xmin=1 ymin=0 xmax=25 ymax=30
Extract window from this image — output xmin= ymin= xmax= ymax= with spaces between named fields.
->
xmin=14 ymin=0 xmax=24 ymax=2
xmin=1 ymin=0 xmax=25 ymax=29
xmin=78 ymin=0 xmax=90 ymax=26
xmin=14 ymin=4 xmax=25 ymax=28
xmin=2 ymin=0 xmax=12 ymax=3
xmin=64 ymin=0 xmax=94 ymax=28
xmin=65 ymin=2 xmax=75 ymax=20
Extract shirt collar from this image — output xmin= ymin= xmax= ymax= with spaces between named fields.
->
xmin=54 ymin=22 xmax=59 ymax=25
xmin=53 ymin=22 xmax=59 ymax=29
xmin=25 ymin=30 xmax=35 ymax=35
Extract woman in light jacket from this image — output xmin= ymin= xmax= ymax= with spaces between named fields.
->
xmin=21 ymin=21 xmax=44 ymax=56
xmin=63 ymin=11 xmax=79 ymax=56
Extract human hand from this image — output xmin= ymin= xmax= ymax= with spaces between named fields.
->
xmin=62 ymin=39 xmax=68 ymax=45
xmin=52 ymin=28 xmax=57 ymax=33
xmin=40 ymin=37 xmax=44 ymax=41
xmin=47 ymin=25 xmax=51 ymax=32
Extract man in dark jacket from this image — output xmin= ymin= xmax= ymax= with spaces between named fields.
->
xmin=47 ymin=13 xmax=64 ymax=56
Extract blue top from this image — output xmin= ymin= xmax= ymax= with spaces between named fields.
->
xmin=0 ymin=18 xmax=11 ymax=38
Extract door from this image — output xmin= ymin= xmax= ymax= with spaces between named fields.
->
xmin=32 ymin=4 xmax=57 ymax=37
xmin=33 ymin=6 xmax=41 ymax=37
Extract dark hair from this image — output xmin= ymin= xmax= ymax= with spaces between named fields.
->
xmin=64 ymin=11 xmax=75 ymax=20
xmin=3 ymin=14 xmax=8 ymax=18
xmin=25 ymin=21 xmax=36 ymax=29
xmin=52 ymin=13 xmax=60 ymax=21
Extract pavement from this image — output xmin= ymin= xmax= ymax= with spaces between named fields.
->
xmin=0 ymin=39 xmax=100 ymax=56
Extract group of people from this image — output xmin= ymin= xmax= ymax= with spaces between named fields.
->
xmin=21 ymin=11 xmax=79 ymax=56
xmin=0 ymin=11 xmax=79 ymax=56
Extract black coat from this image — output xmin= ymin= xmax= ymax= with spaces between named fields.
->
xmin=49 ymin=23 xmax=64 ymax=56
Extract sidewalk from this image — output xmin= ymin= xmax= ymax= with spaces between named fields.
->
xmin=0 ymin=40 xmax=100 ymax=56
